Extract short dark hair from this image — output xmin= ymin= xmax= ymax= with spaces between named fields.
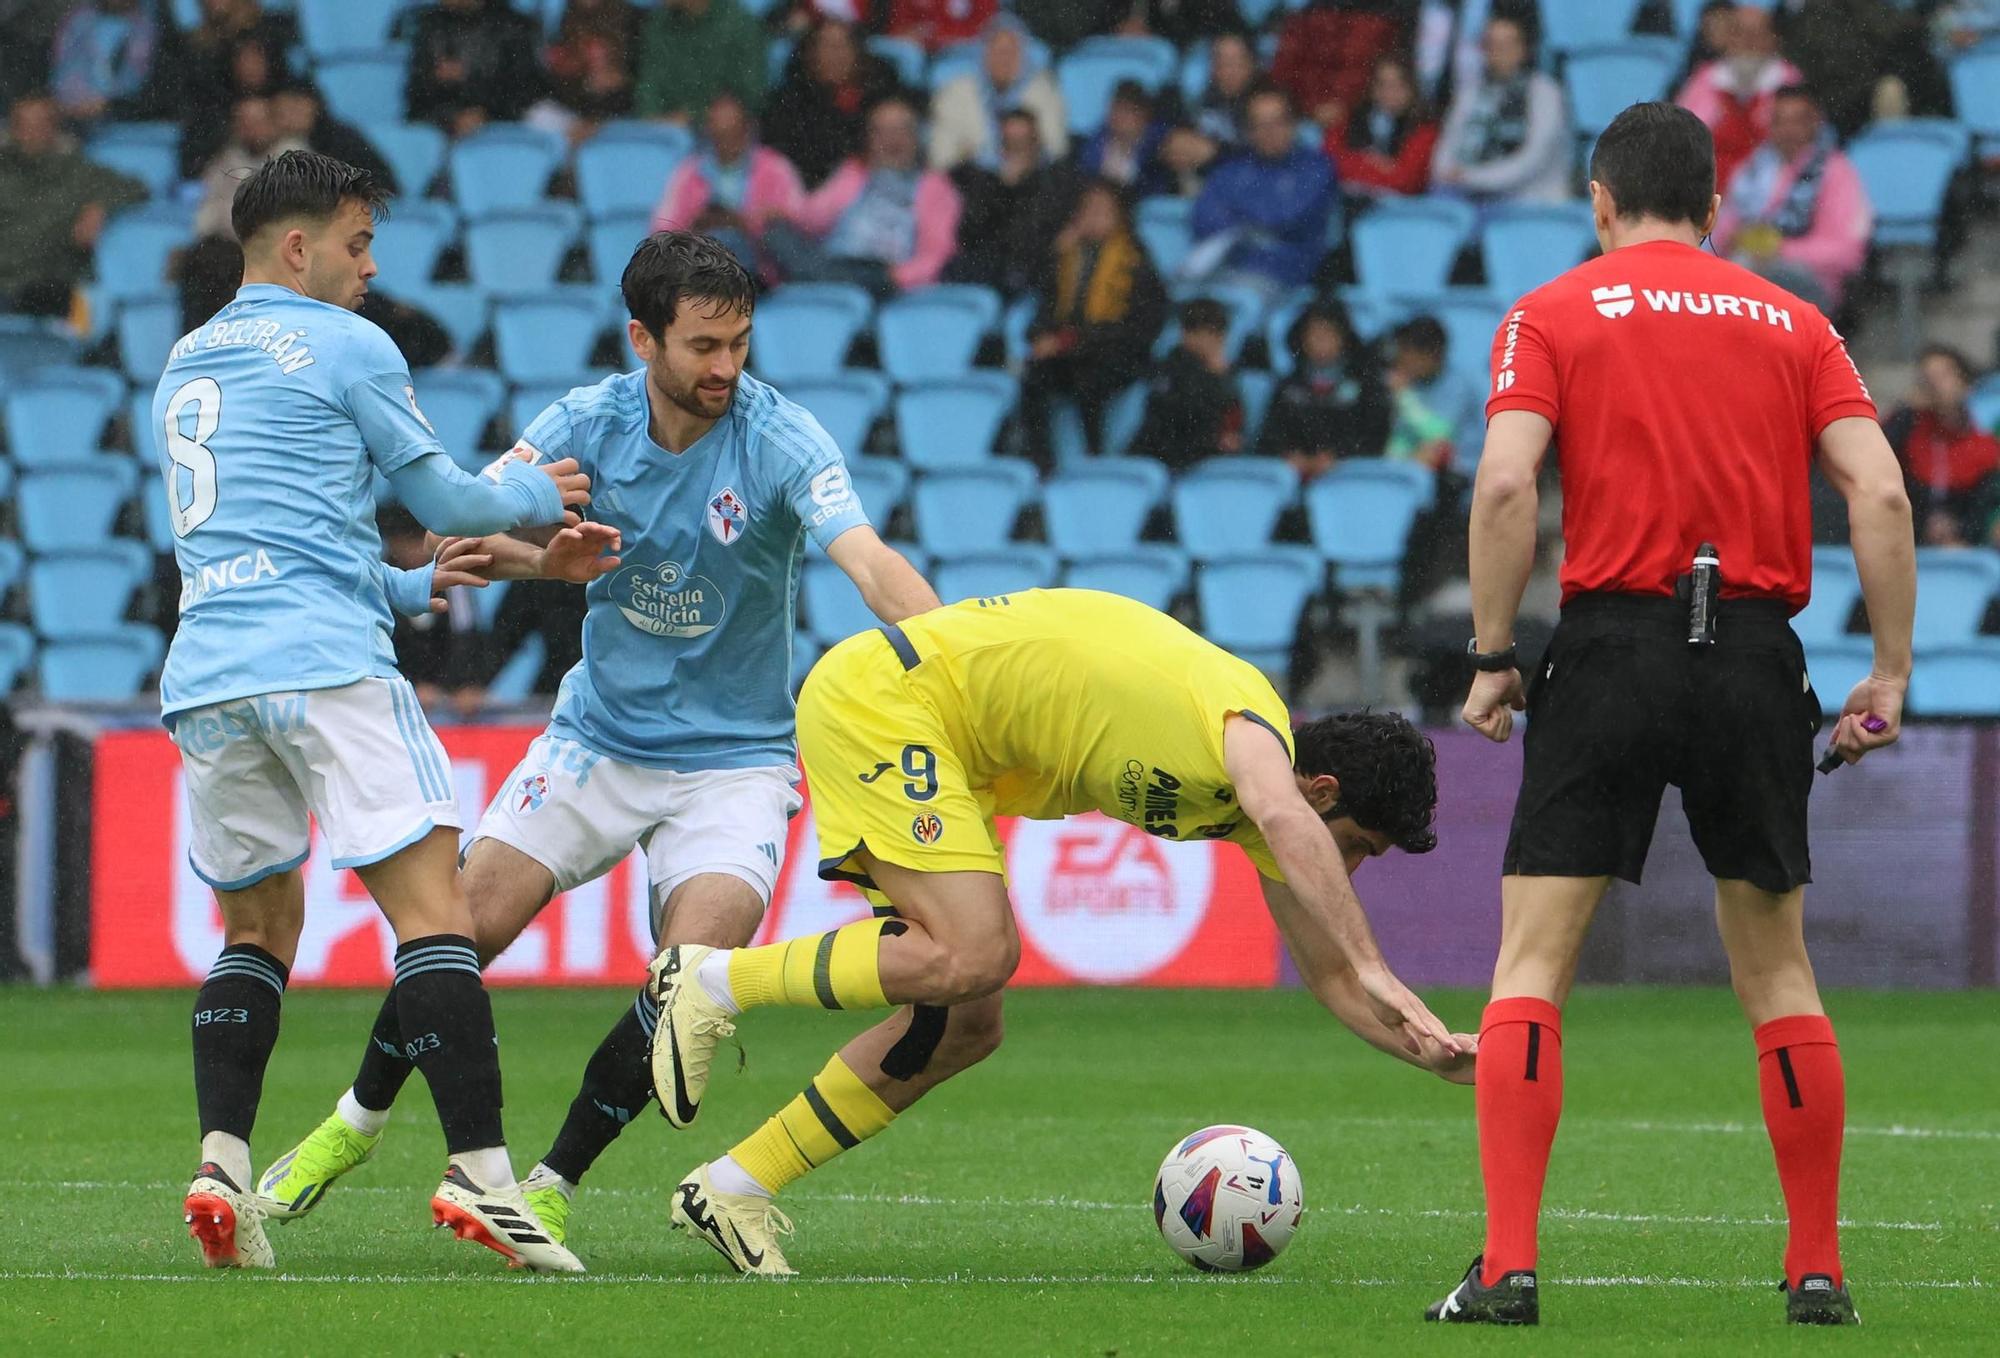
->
xmin=1393 ymin=315 xmax=1448 ymax=357
xmin=1110 ymin=78 xmax=1153 ymax=112
xmin=1293 ymin=712 xmax=1439 ymax=854
xmin=231 ymin=148 xmax=388 ymax=246
xmin=1287 ymin=299 xmax=1357 ymax=360
xmin=1244 ymin=80 xmax=1293 ymax=119
xmin=621 ymin=230 xmax=756 ymax=338
xmin=1774 ymin=83 xmax=1820 ymax=112
xmin=1588 ymin=101 xmax=1715 ymax=227
xmin=1179 ymin=297 xmax=1230 ymax=335
xmin=1919 ymin=343 xmax=1977 ymax=383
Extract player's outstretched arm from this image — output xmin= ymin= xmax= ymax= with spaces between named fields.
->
xmin=426 ymin=524 xmax=623 ymax=583
xmin=826 ymin=525 xmax=942 ymax=624
xmin=1224 ymin=716 xmax=1461 ymax=1057
xmin=386 ymin=452 xmax=590 ymax=537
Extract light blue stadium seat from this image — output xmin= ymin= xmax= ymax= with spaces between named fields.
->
xmin=1136 ymin=196 xmax=1193 ymax=277
xmin=1911 ymin=548 xmax=2000 ymax=649
xmin=1351 ymin=198 xmax=1477 ymax=299
xmin=751 ymin=289 xmax=872 ymax=383
xmin=912 ymin=464 xmax=1037 ymax=556
xmin=1073 ymin=35 xmax=1178 ymax=85
xmin=128 ymin=388 xmax=159 ymax=460
xmin=1803 ymin=639 xmax=1876 ymax=718
xmin=96 ymin=209 xmax=189 ymax=302
xmin=360 ymin=120 xmax=446 ymax=197
xmin=1481 ymin=202 xmax=1598 ymax=302
xmin=848 ymin=455 xmax=911 ymax=523
xmin=1154 ymin=280 xmax=1269 ymax=362
xmin=5 ymin=369 xmax=126 ymax=467
xmin=38 ymin=623 xmax=163 ymax=701
xmin=369 ymin=199 xmax=457 ymax=288
xmin=788 ymin=372 xmax=891 ymax=456
xmin=930 ymin=35 xmax=1050 ymax=90
xmin=141 ymin=479 xmax=176 ymax=552
xmin=1794 ymin=546 xmax=1861 ymax=645
xmin=894 ymin=373 xmax=1018 ymax=471
xmin=449 ymin=126 xmax=564 ymax=217
xmin=0 ymin=623 xmax=33 ymax=694
xmin=116 ymin=294 xmax=184 ymax=383
xmin=464 ymin=203 xmax=582 ymax=295
xmin=1908 ymin=642 xmax=2000 ymax=718
xmin=804 ymin=552 xmax=934 ymax=644
xmin=86 ymin=130 xmax=179 ymax=197
xmin=28 ymin=549 xmax=148 ymax=639
xmin=0 ymin=317 xmax=81 ymax=389
xmin=507 ymin=377 xmax=599 ymax=436
xmin=1239 ymin=369 xmax=1277 ymax=448
xmin=316 ymin=50 xmax=408 ymax=125
xmin=1950 ymin=51 xmax=2000 ymax=155
xmin=486 ymin=631 xmax=547 ymax=704
xmin=0 ymin=541 xmax=25 ymax=602
xmin=1003 ymin=294 xmax=1039 ymax=367
xmin=1195 ymin=548 xmax=1322 ymax=681
xmin=1971 ymin=373 xmax=2000 ymax=435
xmin=18 ymin=462 xmax=139 ymax=552
xmin=874 ymin=286 xmax=1001 ymax=382
xmin=1103 ymin=382 xmax=1151 ymax=458
xmin=492 ymin=294 xmax=604 ymax=383
xmin=1304 ymin=462 xmax=1429 ymax=592
xmin=1400 ymin=289 xmax=1508 ymax=390
xmin=1171 ymin=458 xmax=1297 ymax=560
xmin=1043 ymin=464 xmax=1168 ymax=557
xmin=1540 ymin=0 xmax=1644 ymax=56
xmin=1064 ymin=545 xmax=1189 ymax=611
xmin=576 ymin=126 xmax=691 ymax=219
xmin=866 ymin=35 xmax=928 ymax=88
xmin=1057 ymin=50 xmax=1168 ymax=136
xmin=299 ymin=0 xmax=403 ymax=58
xmin=413 ymin=368 xmax=506 ymax=463
xmin=933 ymin=547 xmax=1061 ymax=604
xmin=1847 ymin=122 xmax=1965 ymax=250
xmin=400 ymin=283 xmax=489 ymax=355
xmin=1565 ymin=44 xmax=1679 ymax=142
xmin=587 ymin=210 xmax=654 ymax=283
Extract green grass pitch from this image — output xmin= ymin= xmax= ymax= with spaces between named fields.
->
xmin=2 ymin=985 xmax=1995 ymax=1355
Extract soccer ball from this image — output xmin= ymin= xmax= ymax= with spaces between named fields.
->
xmin=1152 ymin=1125 xmax=1304 ymax=1272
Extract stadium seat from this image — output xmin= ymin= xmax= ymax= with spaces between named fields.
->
xmin=38 ymin=624 xmax=163 ymax=701
xmin=930 ymin=35 xmax=1050 ymax=90
xmin=464 ymin=204 xmax=583 ymax=296
xmin=448 ymin=126 xmax=564 ymax=217
xmin=86 ymin=129 xmax=179 ymax=198
xmin=934 ymin=547 xmax=1061 ymax=604
xmin=492 ymin=294 xmax=604 ymax=383
xmin=96 ymin=209 xmax=189 ymax=302
xmin=1949 ymin=51 xmax=2000 ymax=156
xmin=894 ymin=374 xmax=1018 ymax=471
xmin=1064 ymin=545 xmax=1189 ymax=611
xmin=751 ymin=288 xmax=873 ymax=384
xmin=487 ymin=632 xmax=548 ymax=705
xmin=1565 ymin=44 xmax=1679 ymax=142
xmin=1908 ymin=642 xmax=2000 ymax=718
xmin=508 ymin=377 xmax=598 ymax=437
xmin=316 ymin=50 xmax=408 ymax=126
xmin=1481 ymin=203 xmax=1599 ymax=302
xmin=5 ymin=368 xmax=126 ymax=468
xmin=116 ymin=294 xmax=183 ymax=383
xmin=788 ymin=372 xmax=891 ymax=456
xmin=1794 ymin=547 xmax=1862 ymax=645
xmin=587 ymin=210 xmax=653 ymax=284
xmin=1238 ymin=369 xmax=1277 ymax=449
xmin=1849 ymin=122 xmax=1964 ymax=252
xmin=17 ymin=463 xmax=139 ymax=552
xmin=1304 ymin=462 xmax=1428 ymax=592
xmin=1155 ymin=281 xmax=1268 ymax=362
xmin=1049 ymin=386 xmax=1161 ymax=469
xmin=0 ymin=316 xmax=80 ymax=389
xmin=848 ymin=455 xmax=911 ymax=523
xmin=1195 ymin=548 xmax=1322 ymax=681
xmin=0 ymin=623 xmax=33 ymax=694
xmin=1350 ymin=198 xmax=1477 ymax=299
xmin=359 ymin=120 xmax=446 ymax=198
xmin=1073 ymin=35 xmax=1179 ymax=85
xmin=0 ymin=540 xmax=24 ymax=603
xmin=368 ymin=199 xmax=457 ymax=288
xmin=576 ymin=126 xmax=691 ymax=219
xmin=1803 ymin=639 xmax=1876 ymax=718
xmin=413 ymin=368 xmax=506 ymax=463
xmin=1170 ymin=458 xmax=1297 ymax=560
xmin=804 ymin=552 xmax=921 ymax=643
xmin=912 ymin=464 xmax=1037 ymax=556
xmin=1042 ymin=464 xmax=1169 ymax=557
xmin=1539 ymin=0 xmax=1644 ymax=56
xmin=874 ymin=286 xmax=1000 ymax=383
xmin=298 ymin=0 xmax=403 ymax=58
xmin=867 ymin=36 xmax=928 ymax=88
xmin=1971 ymin=373 xmax=2000 ymax=436
xmin=1911 ymin=549 xmax=2000 ymax=649
xmin=400 ymin=283 xmax=490 ymax=356
xmin=1405 ymin=290 xmax=1508 ymax=390
xmin=1136 ymin=196 xmax=1194 ymax=278
xmin=28 ymin=550 xmax=148 ymax=640
xmin=1057 ymin=50 xmax=1168 ymax=136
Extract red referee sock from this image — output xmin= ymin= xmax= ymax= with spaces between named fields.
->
xmin=1476 ymin=996 xmax=1563 ymax=1285
xmin=1755 ymin=1014 xmax=1845 ymax=1288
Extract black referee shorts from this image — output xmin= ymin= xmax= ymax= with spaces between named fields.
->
xmin=1502 ymin=594 xmax=1824 ymax=894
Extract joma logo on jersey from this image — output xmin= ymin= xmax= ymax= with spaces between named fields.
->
xmin=611 ymin=560 xmax=726 ymax=638
xmin=178 ymin=549 xmax=281 ymax=610
xmin=706 ymin=486 xmax=748 ymax=545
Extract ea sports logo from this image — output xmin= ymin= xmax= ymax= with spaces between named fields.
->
xmin=1009 ymin=815 xmax=1213 ymax=982
xmin=1592 ymin=284 xmax=1635 ymax=319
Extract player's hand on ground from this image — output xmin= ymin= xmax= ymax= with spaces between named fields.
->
xmin=1461 ymin=667 xmax=1526 ymax=743
xmin=1422 ymin=1033 xmax=1479 ymax=1085
xmin=538 ymin=457 xmax=592 ymax=515
xmin=427 ymin=537 xmax=493 ymax=610
xmin=1828 ymin=673 xmax=1904 ymax=765
xmin=1356 ymin=966 xmax=1462 ymax=1058
xmin=538 ymin=522 xmax=623 ymax=584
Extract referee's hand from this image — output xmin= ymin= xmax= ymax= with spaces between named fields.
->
xmin=1462 ymin=667 xmax=1527 ymax=743
xmin=1828 ymin=674 xmax=1905 ymax=766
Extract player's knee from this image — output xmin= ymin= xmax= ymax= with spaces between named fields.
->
xmin=942 ymin=1007 xmax=1005 ymax=1069
xmin=938 ymin=936 xmax=1019 ymax=1003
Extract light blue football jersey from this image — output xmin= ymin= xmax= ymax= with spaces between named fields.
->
xmin=517 ymin=370 xmax=869 ymax=770
xmin=154 ymin=284 xmax=445 ymax=720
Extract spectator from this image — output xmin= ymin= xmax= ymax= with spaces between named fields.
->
xmin=1269 ymin=0 xmax=1409 ymax=130
xmin=653 ymin=92 xmax=806 ymax=270
xmin=1019 ymin=179 xmax=1168 ymax=466
xmin=1675 ymin=5 xmax=1802 ymax=193
xmin=1711 ymin=85 xmax=1871 ymax=312
xmin=0 ymin=89 xmax=145 ymax=316
xmin=764 ymin=18 xmax=905 ymax=189
xmin=166 ymin=0 xmax=297 ymax=113
xmin=948 ymin=108 xmax=1074 ymax=294
xmin=270 ymin=83 xmax=399 ymax=194
xmin=928 ymin=16 xmax=1066 ymax=172
xmin=1076 ymin=80 xmax=1173 ymax=199
xmin=1163 ymin=31 xmax=1259 ymax=191
xmin=1430 ymin=14 xmax=1571 ymax=206
xmin=406 ymin=0 xmax=546 ymax=137
xmin=634 ymin=0 xmax=768 ymax=123
xmin=1128 ymin=297 xmax=1244 ymax=471
xmin=1187 ymin=85 xmax=1336 ymax=303
xmin=381 ymin=509 xmax=496 ymax=717
xmin=886 ymin=0 xmax=999 ymax=53
xmin=1384 ymin=313 xmax=1479 ymax=483
xmin=51 ymin=0 xmax=159 ymax=124
xmin=764 ymin=94 xmax=962 ymax=297
xmin=1884 ymin=345 xmax=2000 ymax=548
xmin=1782 ymin=0 xmax=1945 ymax=138
xmin=176 ymin=19 xmax=288 ymax=179
xmin=1259 ymin=300 xmax=1391 ymax=482
xmin=541 ymin=0 xmax=641 ymax=124
xmin=1676 ymin=0 xmax=1736 ymax=87
xmin=1327 ymin=53 xmax=1439 ymax=201
xmin=194 ymin=94 xmax=303 ymax=240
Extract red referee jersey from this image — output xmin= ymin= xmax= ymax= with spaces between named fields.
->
xmin=1486 ymin=239 xmax=1877 ymax=610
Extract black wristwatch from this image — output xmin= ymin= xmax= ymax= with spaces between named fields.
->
xmin=1466 ymin=638 xmax=1519 ymax=673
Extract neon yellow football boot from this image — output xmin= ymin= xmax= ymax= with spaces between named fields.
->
xmin=256 ymin=1112 xmax=382 ymax=1220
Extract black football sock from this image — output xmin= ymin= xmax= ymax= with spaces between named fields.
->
xmin=393 ymin=934 xmax=505 ymax=1155
xmin=540 ymin=989 xmax=657 ymax=1184
xmin=348 ymin=986 xmax=419 ymax=1113
xmin=192 ymin=944 xmax=289 ymax=1149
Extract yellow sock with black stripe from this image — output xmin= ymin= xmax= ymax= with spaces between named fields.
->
xmin=727 ymin=1053 xmax=898 ymax=1194
xmin=725 ymin=919 xmax=897 ymax=1011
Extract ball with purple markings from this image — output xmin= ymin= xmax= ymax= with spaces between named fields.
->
xmin=1152 ymin=1125 xmax=1304 ymax=1272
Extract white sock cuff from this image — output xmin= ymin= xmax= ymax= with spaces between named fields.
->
xmin=696 ymin=950 xmax=741 ymax=1015
xmin=707 ymin=1154 xmax=771 ymax=1199
xmin=336 ymin=1088 xmax=391 ymax=1137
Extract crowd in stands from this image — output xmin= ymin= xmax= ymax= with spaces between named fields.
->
xmin=0 ymin=0 xmax=1997 ymax=713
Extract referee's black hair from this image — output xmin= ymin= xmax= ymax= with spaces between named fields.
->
xmin=1589 ymin=101 xmax=1716 ymax=228
xmin=621 ymin=230 xmax=757 ymax=339
xmin=1293 ymin=712 xmax=1439 ymax=855
xmin=232 ymin=149 xmax=388 ymax=247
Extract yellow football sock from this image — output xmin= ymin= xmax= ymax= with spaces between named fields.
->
xmin=727 ymin=919 xmax=894 ymax=1011
xmin=728 ymin=1053 xmax=898 ymax=1194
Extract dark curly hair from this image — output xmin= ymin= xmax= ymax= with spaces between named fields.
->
xmin=1292 ymin=711 xmax=1438 ymax=854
